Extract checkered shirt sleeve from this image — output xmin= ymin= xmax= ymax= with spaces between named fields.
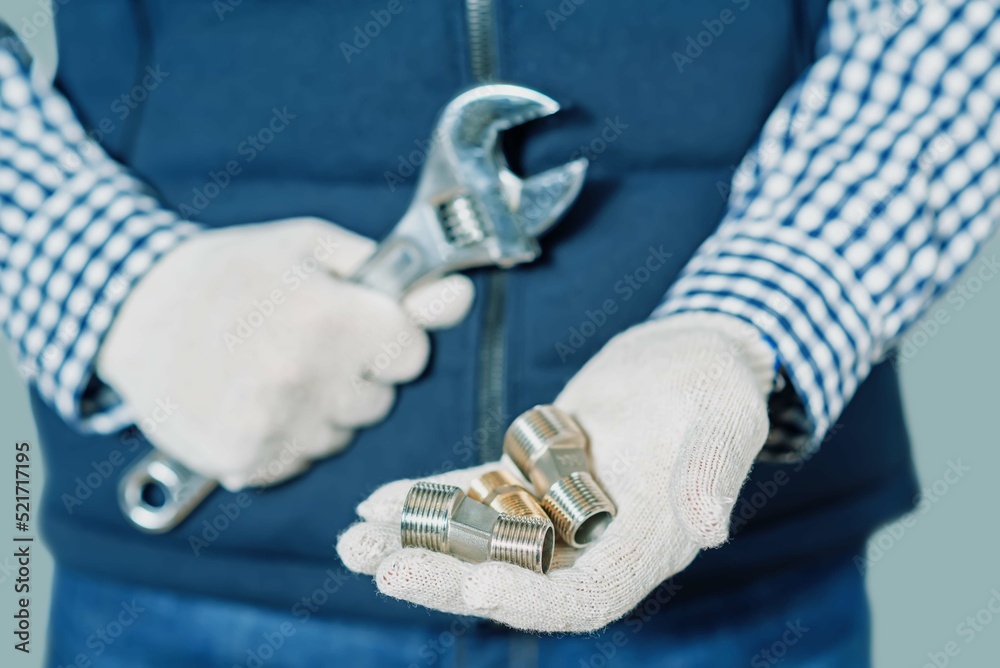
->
xmin=655 ymin=0 xmax=1000 ymax=449
xmin=0 ymin=48 xmax=201 ymax=433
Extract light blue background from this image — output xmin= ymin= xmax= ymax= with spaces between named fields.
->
xmin=0 ymin=2 xmax=997 ymax=665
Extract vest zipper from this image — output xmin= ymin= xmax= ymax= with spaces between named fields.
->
xmin=466 ymin=0 xmax=499 ymax=81
xmin=464 ymin=0 xmax=507 ymax=462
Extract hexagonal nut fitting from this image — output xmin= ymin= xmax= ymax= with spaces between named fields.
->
xmin=467 ymin=469 xmax=550 ymax=521
xmin=504 ymin=405 xmax=616 ymax=547
xmin=400 ymin=482 xmax=554 ymax=574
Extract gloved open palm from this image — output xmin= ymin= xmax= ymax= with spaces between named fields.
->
xmin=337 ymin=313 xmax=776 ymax=633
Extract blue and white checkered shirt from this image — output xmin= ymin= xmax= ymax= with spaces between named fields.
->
xmin=0 ymin=48 xmax=201 ymax=433
xmin=655 ymin=0 xmax=999 ymax=448
xmin=1 ymin=1 xmax=998 ymax=444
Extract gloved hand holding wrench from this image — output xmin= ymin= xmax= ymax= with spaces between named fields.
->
xmin=107 ymin=84 xmax=588 ymax=533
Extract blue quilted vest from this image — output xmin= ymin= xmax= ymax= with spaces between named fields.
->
xmin=34 ymin=0 xmax=918 ymax=626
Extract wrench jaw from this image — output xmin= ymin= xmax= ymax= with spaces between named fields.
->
xmin=353 ymin=84 xmax=590 ymax=297
xmin=436 ymin=85 xmax=563 ymax=271
xmin=353 ymin=145 xmax=536 ymax=296
xmin=437 ymin=85 xmax=589 ymax=263
xmin=442 ymin=84 xmax=561 ymax=151
xmin=505 ymin=157 xmax=589 ymax=238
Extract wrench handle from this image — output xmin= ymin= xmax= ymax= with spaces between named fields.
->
xmin=118 ymin=236 xmax=436 ymax=532
xmin=118 ymin=450 xmax=217 ymax=533
xmin=352 ymin=235 xmax=432 ymax=297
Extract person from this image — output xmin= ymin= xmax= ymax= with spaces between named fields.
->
xmin=0 ymin=1 xmax=996 ymax=665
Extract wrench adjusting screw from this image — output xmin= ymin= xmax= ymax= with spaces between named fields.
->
xmin=504 ymin=405 xmax=616 ymax=548
xmin=437 ymin=194 xmax=487 ymax=247
xmin=401 ymin=482 xmax=554 ymax=574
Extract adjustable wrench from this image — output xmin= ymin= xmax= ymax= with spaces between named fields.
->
xmin=119 ymin=84 xmax=588 ymax=533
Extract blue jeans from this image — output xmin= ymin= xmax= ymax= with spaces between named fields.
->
xmin=47 ymin=549 xmax=870 ymax=667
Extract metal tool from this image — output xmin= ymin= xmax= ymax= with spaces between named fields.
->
xmin=118 ymin=450 xmax=215 ymax=534
xmin=504 ymin=405 xmax=616 ymax=547
xmin=401 ymin=481 xmax=554 ymax=574
xmin=119 ymin=84 xmax=588 ymax=533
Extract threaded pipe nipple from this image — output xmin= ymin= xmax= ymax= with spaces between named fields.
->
xmin=490 ymin=515 xmax=555 ymax=574
xmin=400 ymin=482 xmax=461 ymax=553
xmin=542 ymin=471 xmax=615 ymax=548
xmin=468 ymin=470 xmax=550 ymax=521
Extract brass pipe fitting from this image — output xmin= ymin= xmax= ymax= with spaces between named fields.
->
xmin=467 ymin=470 xmax=550 ymax=521
xmin=504 ymin=405 xmax=616 ymax=548
xmin=401 ymin=482 xmax=554 ymax=574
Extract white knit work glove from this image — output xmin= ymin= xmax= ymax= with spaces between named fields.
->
xmin=97 ymin=217 xmax=474 ymax=491
xmin=336 ymin=312 xmax=776 ymax=633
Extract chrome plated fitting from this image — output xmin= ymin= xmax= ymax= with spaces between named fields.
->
xmin=467 ymin=470 xmax=550 ymax=521
xmin=401 ymin=482 xmax=554 ymax=574
xmin=504 ymin=405 xmax=616 ymax=547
